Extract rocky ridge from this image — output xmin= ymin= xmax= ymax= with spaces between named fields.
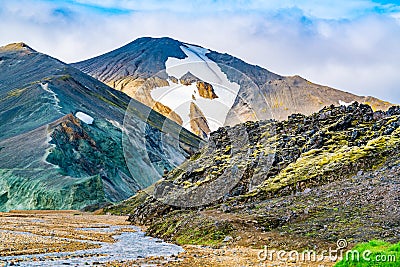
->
xmin=106 ymin=102 xmax=400 ymax=249
xmin=0 ymin=43 xmax=201 ymax=211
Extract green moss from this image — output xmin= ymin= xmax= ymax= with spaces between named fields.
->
xmin=168 ymin=168 xmax=185 ymax=181
xmin=189 ymin=152 xmax=202 ymax=161
xmin=214 ymin=154 xmax=231 ymax=161
xmin=148 ymin=211 xmax=234 ymax=246
xmin=182 ymin=181 xmax=192 ymax=188
xmin=94 ymin=94 xmax=119 ymax=107
xmin=58 ymin=74 xmax=72 ymax=81
xmin=193 ymin=166 xmax=205 ymax=173
xmin=256 ymin=125 xmax=400 ymax=198
xmin=7 ymin=88 xmax=27 ymax=97
xmin=223 ymin=145 xmax=232 ymax=153
xmin=251 ymin=149 xmax=263 ymax=158
xmin=104 ymin=189 xmax=150 ymax=215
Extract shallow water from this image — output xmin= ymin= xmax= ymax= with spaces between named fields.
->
xmin=0 ymin=225 xmax=183 ymax=266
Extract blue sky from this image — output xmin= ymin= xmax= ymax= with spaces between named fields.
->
xmin=52 ymin=0 xmax=400 ymax=18
xmin=1 ymin=0 xmax=400 ymax=103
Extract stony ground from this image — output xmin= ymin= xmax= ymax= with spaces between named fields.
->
xmin=0 ymin=211 xmax=131 ymax=265
xmin=104 ymin=245 xmax=336 ymax=266
xmin=0 ymin=211 xmax=338 ymax=266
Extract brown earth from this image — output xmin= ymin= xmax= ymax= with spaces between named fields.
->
xmin=0 ymin=210 xmax=131 ymax=257
xmin=0 ymin=210 xmax=337 ymax=266
xmin=104 ymin=245 xmax=335 ymax=267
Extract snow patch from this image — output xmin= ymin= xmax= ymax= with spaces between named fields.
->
xmin=339 ymin=100 xmax=355 ymax=107
xmin=151 ymin=44 xmax=240 ymax=133
xmin=40 ymin=82 xmax=61 ymax=111
xmin=106 ymin=119 xmax=123 ymax=130
xmin=42 ymin=125 xmax=59 ymax=167
xmin=76 ymin=112 xmax=94 ymax=124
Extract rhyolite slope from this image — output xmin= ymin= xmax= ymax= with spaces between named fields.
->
xmin=106 ymin=103 xmax=400 ymax=249
xmin=0 ymin=43 xmax=202 ymax=211
xmin=73 ymin=37 xmax=392 ymax=136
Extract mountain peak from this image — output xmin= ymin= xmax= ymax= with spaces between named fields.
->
xmin=132 ymin=36 xmax=181 ymax=43
xmin=0 ymin=42 xmax=36 ymax=52
xmin=74 ymin=37 xmax=393 ymax=136
xmin=0 ymin=45 xmax=201 ymax=211
xmin=123 ymin=36 xmax=183 ymax=50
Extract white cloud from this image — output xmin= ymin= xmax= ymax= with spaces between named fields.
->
xmin=0 ymin=0 xmax=400 ymax=103
xmin=70 ymin=0 xmax=398 ymax=19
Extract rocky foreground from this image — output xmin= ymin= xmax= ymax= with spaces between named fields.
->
xmin=106 ymin=102 xmax=400 ymax=255
xmin=2 ymin=103 xmax=399 ymax=266
xmin=0 ymin=211 xmax=183 ymax=266
xmin=0 ymin=211 xmax=336 ymax=266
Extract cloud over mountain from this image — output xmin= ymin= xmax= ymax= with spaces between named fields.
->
xmin=1 ymin=0 xmax=399 ymax=103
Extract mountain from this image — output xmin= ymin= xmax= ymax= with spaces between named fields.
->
xmin=73 ymin=37 xmax=392 ymax=137
xmin=0 ymin=42 xmax=202 ymax=211
xmin=105 ymin=102 xmax=400 ymax=249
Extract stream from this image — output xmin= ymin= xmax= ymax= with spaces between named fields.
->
xmin=0 ymin=225 xmax=183 ymax=266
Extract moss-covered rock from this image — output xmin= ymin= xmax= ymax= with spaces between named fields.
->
xmin=107 ymin=102 xmax=400 ymax=248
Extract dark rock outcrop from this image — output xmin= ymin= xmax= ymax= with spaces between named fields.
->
xmin=180 ymin=71 xmax=200 ymax=85
xmin=106 ymin=102 xmax=400 ymax=248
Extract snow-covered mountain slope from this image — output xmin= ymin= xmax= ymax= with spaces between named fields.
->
xmin=151 ymin=44 xmax=240 ymax=134
xmin=73 ymin=37 xmax=393 ymax=136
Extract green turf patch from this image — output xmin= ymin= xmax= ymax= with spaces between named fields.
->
xmin=335 ymin=240 xmax=399 ymax=267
